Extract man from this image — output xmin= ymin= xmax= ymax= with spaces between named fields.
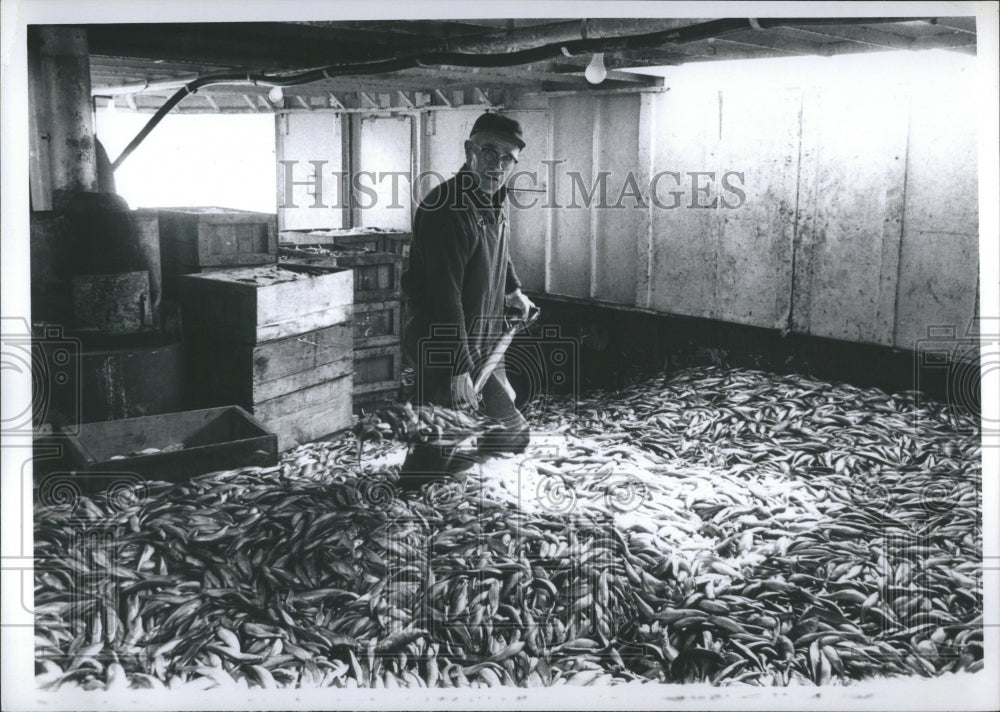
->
xmin=399 ymin=112 xmax=536 ymax=485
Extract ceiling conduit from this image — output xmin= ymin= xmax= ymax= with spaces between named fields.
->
xmin=109 ymin=16 xmax=930 ymax=171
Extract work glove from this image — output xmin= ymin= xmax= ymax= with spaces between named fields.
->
xmin=505 ymin=288 xmax=535 ymax=319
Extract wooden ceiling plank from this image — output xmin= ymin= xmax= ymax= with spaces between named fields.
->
xmin=713 ymin=30 xmax=836 ymax=56
xmin=699 ymin=41 xmax=792 ymax=61
xmin=927 ymin=17 xmax=977 ymax=34
xmin=911 ymin=33 xmax=977 ymax=51
xmin=773 ymin=24 xmax=915 ymax=50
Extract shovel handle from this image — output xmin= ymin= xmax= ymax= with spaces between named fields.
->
xmin=472 ymin=307 xmax=541 ymax=397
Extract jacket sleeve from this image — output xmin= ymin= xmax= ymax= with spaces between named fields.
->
xmin=414 ymin=204 xmax=476 ymax=375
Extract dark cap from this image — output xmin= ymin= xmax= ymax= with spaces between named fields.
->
xmin=470 ymin=112 xmax=525 ymax=149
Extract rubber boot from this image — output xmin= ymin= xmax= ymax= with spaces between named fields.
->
xmin=477 ymin=425 xmax=530 ymax=457
xmin=397 ymin=442 xmax=477 ymax=491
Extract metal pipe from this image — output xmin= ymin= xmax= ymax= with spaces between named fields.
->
xmin=442 ymin=18 xmax=715 ymax=54
xmin=93 ymin=73 xmax=200 ymax=96
xmin=109 ymin=16 xmax=935 ymax=171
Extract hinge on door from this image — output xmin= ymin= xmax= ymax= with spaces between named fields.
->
xmin=278 ymin=113 xmax=289 ymax=136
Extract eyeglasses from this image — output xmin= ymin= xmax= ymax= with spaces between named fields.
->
xmin=477 ymin=145 xmax=518 ymax=169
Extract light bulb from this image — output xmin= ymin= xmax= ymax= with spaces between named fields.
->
xmin=585 ymin=53 xmax=607 ymax=84
xmin=267 ymin=86 xmax=284 ymax=104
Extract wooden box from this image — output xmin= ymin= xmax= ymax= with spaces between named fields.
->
xmin=279 ymin=229 xmax=339 ymax=247
xmin=354 ymin=300 xmax=402 ymax=348
xmin=281 ymin=252 xmax=401 ymax=303
xmin=332 ymin=233 xmax=382 ymax=252
xmin=352 ymin=386 xmax=402 ymax=415
xmin=179 ymin=264 xmax=353 ymax=344
xmin=61 ymin=406 xmax=278 ymax=481
xmin=159 ymin=207 xmax=278 ymax=296
xmin=333 ymin=252 xmax=402 ymax=303
xmin=75 ymin=342 xmax=184 ymax=423
xmin=251 ymin=373 xmax=353 ymax=451
xmin=188 ymin=323 xmax=353 ymax=407
xmin=353 ymin=344 xmax=403 ymax=395
xmin=280 ymin=228 xmax=403 ymax=255
xmin=379 ymin=232 xmax=412 ymax=260
xmin=277 ymin=246 xmax=333 ymax=260
xmin=279 ymin=228 xmax=375 ymax=251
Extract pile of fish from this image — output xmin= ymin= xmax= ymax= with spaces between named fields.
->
xmin=34 ymin=366 xmax=982 ymax=690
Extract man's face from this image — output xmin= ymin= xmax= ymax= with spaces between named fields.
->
xmin=465 ymin=132 xmax=521 ymax=197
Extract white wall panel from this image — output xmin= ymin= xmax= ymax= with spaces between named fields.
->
xmin=894 ymin=79 xmax=979 ymax=349
xmin=357 ymin=114 xmax=412 ymax=230
xmin=275 ymin=112 xmax=344 ymax=231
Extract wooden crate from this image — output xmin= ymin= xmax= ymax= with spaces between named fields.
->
xmin=379 ymin=232 xmax=412 ymax=260
xmin=279 ymin=229 xmax=339 ymax=247
xmin=280 ymin=252 xmax=401 ymax=303
xmin=333 ymin=233 xmax=382 ymax=252
xmin=280 ymin=233 xmax=380 ymax=251
xmin=280 ymin=228 xmax=384 ymax=252
xmin=187 ymin=322 xmax=353 ymax=407
xmin=277 ymin=246 xmax=335 ymax=261
xmin=280 ymin=228 xmax=411 ymax=255
xmin=352 ymin=386 xmax=402 ymax=415
xmin=61 ymin=406 xmax=278 ymax=482
xmin=354 ymin=300 xmax=402 ymax=348
xmin=75 ymin=342 xmax=184 ymax=423
xmin=159 ymin=207 xmax=278 ymax=297
xmin=179 ymin=264 xmax=353 ymax=344
xmin=333 ymin=252 xmax=402 ymax=302
xmin=251 ymin=373 xmax=353 ymax=451
xmin=353 ymin=343 xmax=403 ymax=394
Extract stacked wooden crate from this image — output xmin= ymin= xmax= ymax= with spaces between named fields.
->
xmin=341 ymin=250 xmax=405 ymax=413
xmin=378 ymin=231 xmax=412 ymax=260
xmin=158 ymin=207 xmax=277 ymax=299
xmin=277 ymin=232 xmax=409 ymax=414
xmin=278 ymin=227 xmax=410 ymax=256
xmin=179 ymin=264 xmax=354 ymax=451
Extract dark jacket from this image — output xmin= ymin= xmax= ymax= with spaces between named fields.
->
xmin=401 ymin=168 xmax=521 ymax=376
